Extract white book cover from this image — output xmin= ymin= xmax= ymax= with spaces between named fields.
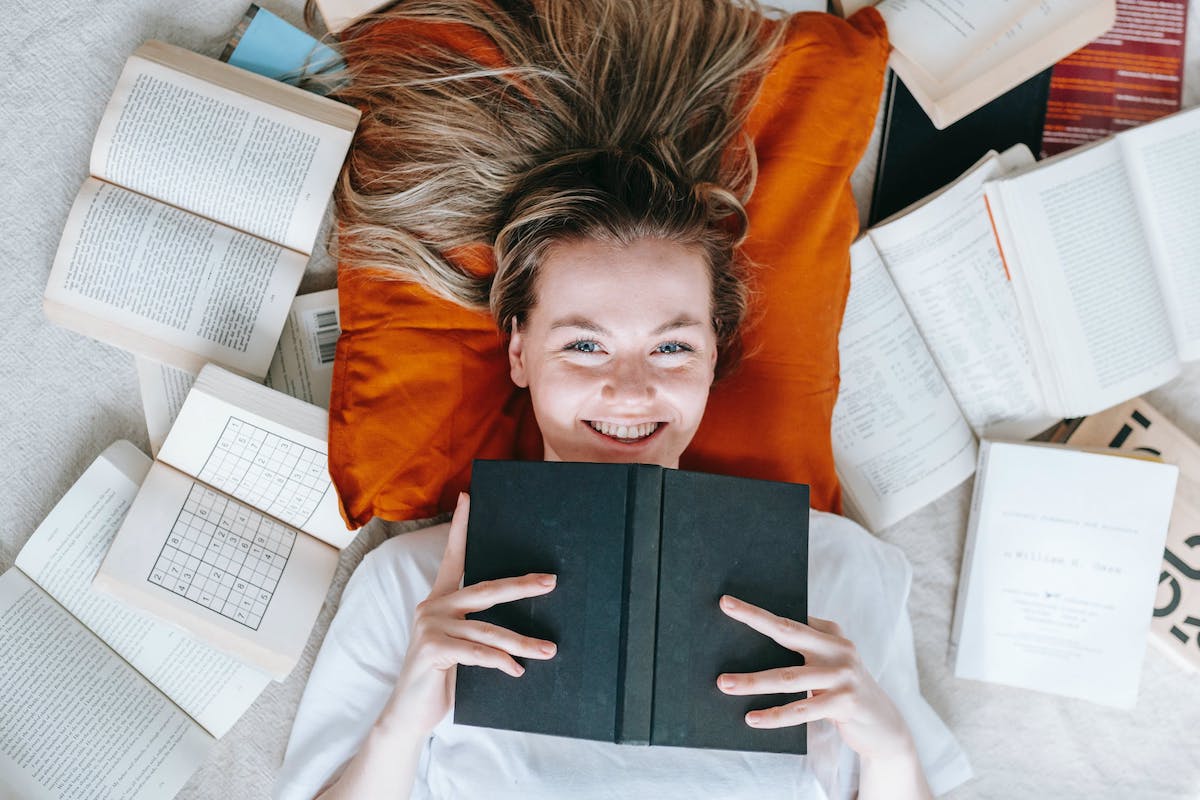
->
xmin=951 ymin=441 xmax=1177 ymax=708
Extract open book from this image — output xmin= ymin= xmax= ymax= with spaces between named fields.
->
xmin=833 ymin=146 xmax=1055 ymax=531
xmin=0 ymin=441 xmax=272 ymax=799
xmin=137 ymin=288 xmax=341 ymax=455
xmin=950 ymin=441 xmax=1177 ymax=708
xmin=43 ymin=40 xmax=358 ymax=378
xmin=835 ymin=104 xmax=1200 ymax=530
xmin=836 ymin=0 xmax=1116 ymax=129
xmin=94 ymin=364 xmax=357 ymax=679
xmin=985 ymin=104 xmax=1200 ymax=413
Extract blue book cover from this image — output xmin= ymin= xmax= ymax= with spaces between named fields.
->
xmin=221 ymin=5 xmax=342 ymax=89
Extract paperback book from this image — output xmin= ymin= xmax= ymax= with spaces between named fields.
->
xmin=950 ymin=441 xmax=1177 ymax=708
xmin=43 ymin=41 xmax=358 ymax=378
xmin=94 ymin=364 xmax=357 ymax=679
xmin=834 ymin=0 xmax=1116 ymax=128
xmin=0 ymin=442 xmax=271 ymax=799
xmin=835 ymin=103 xmax=1200 ymax=531
xmin=1043 ymin=398 xmax=1200 ymax=672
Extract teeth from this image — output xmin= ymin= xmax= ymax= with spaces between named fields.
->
xmin=589 ymin=421 xmax=660 ymax=440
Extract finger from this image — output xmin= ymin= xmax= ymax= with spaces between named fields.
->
xmin=442 ymin=618 xmax=558 ymax=661
xmin=719 ymin=595 xmax=835 ymax=655
xmin=430 ymin=634 xmax=527 ymax=678
xmin=432 ymin=493 xmax=470 ymax=596
xmin=447 ymin=572 xmax=557 ymax=614
xmin=716 ymin=664 xmax=840 ymax=696
xmin=744 ymin=691 xmax=849 ymax=729
xmin=805 ymin=616 xmax=844 ymax=637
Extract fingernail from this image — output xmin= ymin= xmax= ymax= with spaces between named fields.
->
xmin=538 ymin=574 xmax=557 ymax=588
xmin=717 ymin=675 xmax=734 ymax=691
xmin=541 ymin=642 xmax=557 ymax=656
xmin=514 ymin=664 xmax=525 ymax=677
xmin=457 ymin=492 xmax=468 ymax=508
xmin=720 ymin=595 xmax=735 ymax=610
xmin=745 ymin=712 xmax=761 ymax=726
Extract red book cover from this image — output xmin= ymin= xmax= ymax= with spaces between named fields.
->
xmin=1042 ymin=0 xmax=1188 ymax=157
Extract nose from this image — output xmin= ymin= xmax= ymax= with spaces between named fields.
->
xmin=600 ymin=354 xmax=656 ymax=406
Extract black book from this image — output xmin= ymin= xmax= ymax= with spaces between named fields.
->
xmin=868 ymin=68 xmax=1052 ymax=225
xmin=454 ymin=460 xmax=810 ymax=754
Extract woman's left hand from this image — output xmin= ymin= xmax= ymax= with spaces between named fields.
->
xmin=715 ymin=594 xmax=914 ymax=764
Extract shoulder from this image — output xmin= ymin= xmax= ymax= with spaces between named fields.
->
xmin=314 ymin=524 xmax=451 ymax=681
xmin=807 ymin=511 xmax=912 ymax=676
xmin=809 ymin=510 xmax=912 ymax=591
xmin=354 ymin=522 xmax=450 ymax=604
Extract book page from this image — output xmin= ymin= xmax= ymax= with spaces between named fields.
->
xmin=94 ymin=462 xmax=340 ymax=680
xmin=832 ymin=238 xmax=978 ymax=532
xmin=869 ymin=149 xmax=1053 ymax=439
xmin=0 ymin=569 xmax=214 ymax=800
xmin=876 ymin=0 xmax=1037 ymax=81
xmin=44 ymin=179 xmax=307 ymax=378
xmin=136 ymin=358 xmax=198 ymax=457
xmin=158 ymin=364 xmax=352 ymax=547
xmin=990 ymin=138 xmax=1180 ymax=415
xmin=314 ymin=0 xmax=394 ymax=32
xmin=264 ymin=288 xmax=340 ymax=407
xmin=1119 ymin=106 xmax=1200 ymax=360
xmin=894 ymin=0 xmax=1115 ymax=128
xmin=14 ymin=441 xmax=271 ymax=738
xmin=91 ymin=43 xmax=356 ymax=255
xmin=952 ymin=442 xmax=1177 ymax=708
xmin=136 ymin=289 xmax=341 ymax=455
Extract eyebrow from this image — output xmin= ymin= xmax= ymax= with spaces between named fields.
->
xmin=548 ymin=314 xmax=705 ymax=336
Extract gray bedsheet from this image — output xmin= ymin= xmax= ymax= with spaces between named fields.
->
xmin=3 ymin=1 xmax=1199 ymax=797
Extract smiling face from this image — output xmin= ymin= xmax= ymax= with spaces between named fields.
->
xmin=507 ymin=237 xmax=718 ymax=469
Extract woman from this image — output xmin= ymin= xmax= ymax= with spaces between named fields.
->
xmin=278 ymin=1 xmax=971 ymax=797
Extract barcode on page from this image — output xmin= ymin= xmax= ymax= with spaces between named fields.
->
xmin=314 ymin=310 xmax=339 ymax=364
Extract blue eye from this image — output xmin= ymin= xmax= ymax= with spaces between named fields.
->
xmin=566 ymin=340 xmax=602 ymax=354
xmin=656 ymin=341 xmax=693 ymax=355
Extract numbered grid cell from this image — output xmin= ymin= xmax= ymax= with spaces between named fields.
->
xmin=146 ymin=482 xmax=298 ymax=630
xmin=196 ymin=417 xmax=331 ymax=528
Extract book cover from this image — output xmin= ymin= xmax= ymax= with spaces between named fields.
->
xmin=1041 ymin=0 xmax=1188 ymax=157
xmin=951 ymin=441 xmax=1178 ymax=707
xmin=1040 ymin=399 xmax=1200 ymax=672
xmin=221 ymin=4 xmax=344 ymax=88
xmin=869 ymin=69 xmax=1052 ymax=225
xmin=455 ymin=460 xmax=809 ymax=754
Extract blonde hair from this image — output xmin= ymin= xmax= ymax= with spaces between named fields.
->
xmin=310 ymin=0 xmax=787 ymax=375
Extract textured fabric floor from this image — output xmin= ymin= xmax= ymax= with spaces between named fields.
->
xmin=3 ymin=2 xmax=1199 ymax=797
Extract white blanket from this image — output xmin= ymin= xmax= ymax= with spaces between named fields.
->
xmin=2 ymin=2 xmax=1199 ymax=797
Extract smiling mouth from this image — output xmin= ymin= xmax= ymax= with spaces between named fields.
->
xmin=585 ymin=420 xmax=664 ymax=444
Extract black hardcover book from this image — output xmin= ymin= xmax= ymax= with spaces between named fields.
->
xmin=454 ymin=460 xmax=810 ymax=754
xmin=868 ymin=68 xmax=1052 ymax=225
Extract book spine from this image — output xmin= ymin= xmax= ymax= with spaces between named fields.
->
xmin=615 ymin=464 xmax=662 ymax=745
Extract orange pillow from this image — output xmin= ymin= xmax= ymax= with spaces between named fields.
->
xmin=329 ymin=10 xmax=888 ymax=528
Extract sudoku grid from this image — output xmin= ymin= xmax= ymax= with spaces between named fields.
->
xmin=197 ymin=417 xmax=330 ymax=529
xmin=148 ymin=483 xmax=295 ymax=630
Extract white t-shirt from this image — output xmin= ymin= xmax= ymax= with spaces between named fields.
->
xmin=275 ymin=511 xmax=972 ymax=799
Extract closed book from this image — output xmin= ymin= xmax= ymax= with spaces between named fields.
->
xmin=950 ymin=441 xmax=1178 ymax=708
xmin=869 ymin=69 xmax=1052 ymax=225
xmin=455 ymin=460 xmax=810 ymax=754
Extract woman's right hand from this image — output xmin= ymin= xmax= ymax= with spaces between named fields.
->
xmin=391 ymin=492 xmax=559 ymax=736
